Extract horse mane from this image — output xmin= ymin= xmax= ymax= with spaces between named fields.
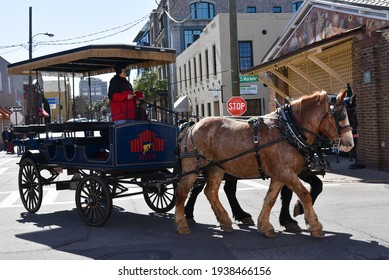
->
xmin=292 ymin=91 xmax=327 ymax=120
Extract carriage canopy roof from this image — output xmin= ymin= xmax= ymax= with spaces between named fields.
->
xmin=7 ymin=44 xmax=176 ymax=77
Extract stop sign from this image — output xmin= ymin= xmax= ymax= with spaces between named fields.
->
xmin=227 ymin=96 xmax=247 ymax=116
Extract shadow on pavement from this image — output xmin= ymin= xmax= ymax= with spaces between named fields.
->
xmin=14 ymin=207 xmax=389 ymax=260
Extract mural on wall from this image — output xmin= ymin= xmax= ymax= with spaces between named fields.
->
xmin=277 ymin=6 xmax=389 ymax=57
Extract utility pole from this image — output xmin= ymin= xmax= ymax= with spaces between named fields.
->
xmin=229 ymin=0 xmax=240 ymax=96
xmin=28 ymin=6 xmax=33 ymax=124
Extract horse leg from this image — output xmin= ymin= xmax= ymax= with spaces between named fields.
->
xmin=175 ymin=173 xmax=199 ymax=235
xmin=203 ymin=169 xmax=233 ymax=232
xmin=223 ymin=179 xmax=254 ymax=225
xmin=279 ymin=186 xmax=301 ymax=233
xmin=184 ymin=180 xmax=206 ymax=224
xmin=286 ymin=176 xmax=324 ymax=238
xmin=293 ymin=174 xmax=323 ymax=217
xmin=258 ymin=179 xmax=283 ymax=238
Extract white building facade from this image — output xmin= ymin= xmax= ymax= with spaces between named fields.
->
xmin=175 ymin=13 xmax=293 ymax=117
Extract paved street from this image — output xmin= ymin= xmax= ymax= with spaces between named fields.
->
xmin=0 ymin=151 xmax=388 ymax=261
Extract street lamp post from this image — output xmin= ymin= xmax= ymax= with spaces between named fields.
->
xmin=28 ymin=6 xmax=54 ymax=124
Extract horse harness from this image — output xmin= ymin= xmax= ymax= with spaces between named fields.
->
xmin=178 ymin=94 xmax=349 ymax=180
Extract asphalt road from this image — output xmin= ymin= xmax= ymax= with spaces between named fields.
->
xmin=1 ymin=152 xmax=388 ymax=262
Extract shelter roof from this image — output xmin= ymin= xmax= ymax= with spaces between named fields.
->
xmin=7 ymin=44 xmax=176 ymax=77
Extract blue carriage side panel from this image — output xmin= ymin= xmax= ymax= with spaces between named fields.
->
xmin=114 ymin=121 xmax=177 ymax=170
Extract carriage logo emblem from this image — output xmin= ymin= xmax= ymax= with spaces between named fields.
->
xmin=129 ymin=129 xmax=165 ymax=155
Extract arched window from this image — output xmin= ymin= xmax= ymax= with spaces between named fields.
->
xmin=190 ymin=2 xmax=215 ymax=19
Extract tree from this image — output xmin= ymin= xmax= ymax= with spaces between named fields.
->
xmin=133 ymin=70 xmax=168 ymax=103
xmin=74 ymin=96 xmax=90 ymax=118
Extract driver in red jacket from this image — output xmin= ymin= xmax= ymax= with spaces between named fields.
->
xmin=108 ymin=63 xmax=144 ymax=125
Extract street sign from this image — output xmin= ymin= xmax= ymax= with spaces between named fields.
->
xmin=9 ymin=106 xmax=23 ymax=112
xmin=240 ymin=75 xmax=258 ymax=83
xmin=227 ymin=96 xmax=247 ymax=116
xmin=10 ymin=112 xmax=24 ymax=125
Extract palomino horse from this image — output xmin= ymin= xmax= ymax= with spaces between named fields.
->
xmin=175 ymin=89 xmax=354 ymax=238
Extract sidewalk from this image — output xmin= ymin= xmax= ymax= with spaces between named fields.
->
xmin=322 ymin=153 xmax=389 ymax=183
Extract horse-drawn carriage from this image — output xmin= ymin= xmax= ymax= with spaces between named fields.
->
xmin=9 ymin=45 xmax=356 ymax=239
xmin=8 ymin=45 xmax=179 ymax=226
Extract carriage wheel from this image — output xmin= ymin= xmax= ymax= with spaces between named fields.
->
xmin=75 ymin=175 xmax=112 ymax=227
xmin=18 ymin=158 xmax=43 ymax=213
xmin=143 ymin=177 xmax=176 ymax=213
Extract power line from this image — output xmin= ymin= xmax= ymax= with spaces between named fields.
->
xmin=0 ymin=14 xmax=150 ymax=50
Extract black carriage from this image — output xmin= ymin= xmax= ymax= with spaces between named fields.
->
xmin=8 ymin=45 xmax=179 ymax=226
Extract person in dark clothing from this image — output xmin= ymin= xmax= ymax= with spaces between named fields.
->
xmin=135 ymin=93 xmax=148 ymax=121
xmin=2 ymin=126 xmax=9 ymax=151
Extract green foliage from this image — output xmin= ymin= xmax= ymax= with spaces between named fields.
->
xmin=133 ymin=70 xmax=168 ymax=102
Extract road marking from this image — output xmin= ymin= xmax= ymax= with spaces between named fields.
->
xmin=0 ymin=167 xmax=8 ymax=174
xmin=0 ymin=191 xmax=20 ymax=208
xmin=43 ymin=189 xmax=59 ymax=204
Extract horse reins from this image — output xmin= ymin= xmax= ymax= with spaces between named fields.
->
xmin=177 ymin=93 xmax=351 ymax=180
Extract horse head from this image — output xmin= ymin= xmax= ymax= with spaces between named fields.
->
xmin=318 ymin=89 xmax=354 ymax=152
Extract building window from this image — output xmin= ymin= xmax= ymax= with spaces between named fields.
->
xmin=292 ymin=1 xmax=303 ymax=13
xmin=184 ymin=64 xmax=187 ymax=88
xmin=212 ymin=45 xmax=217 ymax=76
xmin=188 ymin=60 xmax=192 ymax=86
xmin=193 ymin=57 xmax=197 ymax=84
xmin=239 ymin=41 xmax=253 ymax=71
xmin=184 ymin=29 xmax=202 ymax=49
xmin=247 ymin=6 xmax=256 ymax=13
xmin=205 ymin=50 xmax=209 ymax=79
xmin=190 ymin=2 xmax=215 ymax=19
xmin=199 ymin=53 xmax=203 ymax=82
xmin=245 ymin=99 xmax=262 ymax=116
xmin=273 ymin=6 xmax=281 ymax=13
xmin=179 ymin=67 xmax=182 ymax=90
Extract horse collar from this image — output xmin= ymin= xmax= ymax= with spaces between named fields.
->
xmin=277 ymin=104 xmax=309 ymax=150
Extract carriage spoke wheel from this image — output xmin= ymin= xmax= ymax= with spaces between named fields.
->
xmin=75 ymin=175 xmax=112 ymax=227
xmin=18 ymin=158 xmax=43 ymax=213
xmin=143 ymin=182 xmax=176 ymax=213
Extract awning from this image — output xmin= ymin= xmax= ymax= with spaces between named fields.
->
xmin=38 ymin=108 xmax=49 ymax=118
xmin=174 ymin=96 xmax=189 ymax=112
xmin=0 ymin=108 xmax=11 ymax=120
xmin=242 ymin=26 xmax=365 ymax=98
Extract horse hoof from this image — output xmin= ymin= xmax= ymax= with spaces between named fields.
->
xmin=310 ymin=229 xmax=324 ymax=239
xmin=293 ymin=201 xmax=304 ymax=217
xmin=177 ymin=227 xmax=191 ymax=235
xmin=186 ymin=217 xmax=197 ymax=225
xmin=239 ymin=217 xmax=255 ymax=226
xmin=262 ymin=229 xmax=277 ymax=238
xmin=221 ymin=224 xmax=234 ymax=232
xmin=284 ymin=222 xmax=302 ymax=233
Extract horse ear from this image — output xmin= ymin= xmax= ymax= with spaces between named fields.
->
xmin=337 ymin=88 xmax=347 ymax=103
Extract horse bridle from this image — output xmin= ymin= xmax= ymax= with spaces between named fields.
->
xmin=321 ymin=94 xmax=352 ymax=145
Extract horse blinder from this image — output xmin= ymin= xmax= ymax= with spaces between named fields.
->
xmin=324 ymin=95 xmax=352 ymax=144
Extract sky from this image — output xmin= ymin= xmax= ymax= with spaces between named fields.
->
xmin=0 ymin=0 xmax=160 ymax=82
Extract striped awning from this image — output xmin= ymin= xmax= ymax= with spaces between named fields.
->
xmin=0 ymin=108 xmax=11 ymax=120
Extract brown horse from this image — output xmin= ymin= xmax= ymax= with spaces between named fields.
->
xmin=175 ymin=89 xmax=354 ymax=238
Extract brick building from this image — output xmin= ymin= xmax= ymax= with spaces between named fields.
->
xmin=244 ymin=0 xmax=389 ymax=171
